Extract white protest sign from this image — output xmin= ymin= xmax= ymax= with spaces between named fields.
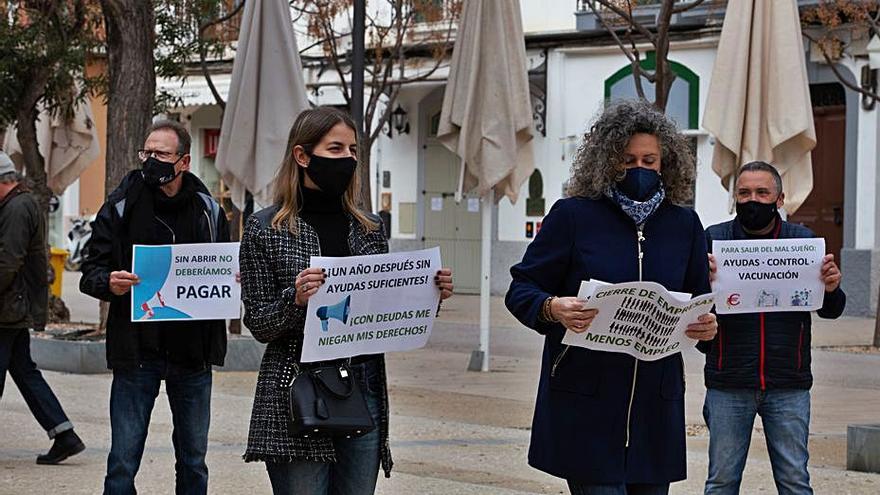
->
xmin=713 ymin=238 xmax=825 ymax=314
xmin=562 ymin=280 xmax=715 ymax=361
xmin=301 ymin=248 xmax=441 ymax=362
xmin=131 ymin=243 xmax=240 ymax=322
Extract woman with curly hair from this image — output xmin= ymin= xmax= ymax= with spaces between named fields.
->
xmin=505 ymin=99 xmax=717 ymax=495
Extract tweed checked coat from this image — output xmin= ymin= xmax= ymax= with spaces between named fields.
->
xmin=240 ymin=205 xmax=393 ymax=477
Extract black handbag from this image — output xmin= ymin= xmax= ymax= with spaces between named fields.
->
xmin=288 ymin=362 xmax=376 ymax=438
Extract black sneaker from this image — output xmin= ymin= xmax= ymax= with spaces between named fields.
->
xmin=36 ymin=430 xmax=85 ymax=465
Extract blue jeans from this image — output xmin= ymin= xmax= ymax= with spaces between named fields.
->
xmin=104 ymin=359 xmax=212 ymax=495
xmin=265 ymin=359 xmax=383 ymax=495
xmin=0 ymin=329 xmax=73 ymax=438
xmin=567 ymin=482 xmax=669 ymax=495
xmin=703 ymin=388 xmax=812 ymax=495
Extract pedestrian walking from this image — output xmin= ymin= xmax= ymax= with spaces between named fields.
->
xmin=239 ymin=107 xmax=454 ymax=495
xmin=701 ymin=161 xmax=845 ymax=494
xmin=0 ymin=151 xmax=85 ymax=465
xmin=80 ymin=121 xmax=230 ymax=494
xmin=505 ymin=99 xmax=717 ymax=495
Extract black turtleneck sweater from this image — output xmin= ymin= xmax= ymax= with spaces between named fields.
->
xmin=299 ymin=185 xmax=351 ymax=256
xmin=299 ymin=185 xmax=381 ymax=365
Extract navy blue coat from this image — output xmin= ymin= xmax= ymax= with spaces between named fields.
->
xmin=505 ymin=196 xmax=711 ymax=484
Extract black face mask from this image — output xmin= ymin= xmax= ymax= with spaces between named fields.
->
xmin=304 ymin=154 xmax=357 ymax=198
xmin=617 ymin=167 xmax=662 ymax=202
xmin=141 ymin=156 xmax=181 ymax=187
xmin=736 ymin=200 xmax=779 ymax=231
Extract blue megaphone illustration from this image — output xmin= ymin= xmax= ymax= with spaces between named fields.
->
xmin=316 ymin=295 xmax=351 ymax=332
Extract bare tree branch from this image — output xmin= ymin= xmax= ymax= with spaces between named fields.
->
xmin=588 ymin=0 xmax=637 ymax=65
xmin=289 ymin=2 xmax=321 ymax=17
xmin=630 ymin=51 xmax=647 ymax=99
xmin=299 ymin=32 xmax=352 ymax=54
xmin=627 ymin=30 xmax=655 ymax=83
xmin=195 ymin=0 xmax=247 ymax=110
xmin=593 ymin=0 xmax=657 ymax=44
xmin=803 ymin=30 xmax=880 ymax=102
xmin=672 ymin=0 xmax=708 ymax=15
xmin=319 ymin=9 xmax=352 ymax=105
xmin=365 ymin=0 xmax=407 ymax=128
xmin=201 ymin=0 xmax=245 ymax=31
xmin=383 ymin=4 xmax=456 ymax=87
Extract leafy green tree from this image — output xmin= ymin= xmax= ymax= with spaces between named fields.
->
xmin=0 ymin=0 xmax=102 ymax=211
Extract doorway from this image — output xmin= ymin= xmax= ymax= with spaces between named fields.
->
xmin=420 ymin=106 xmax=481 ymax=294
xmin=789 ymin=83 xmax=845 ymax=265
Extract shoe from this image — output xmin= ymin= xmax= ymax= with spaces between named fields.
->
xmin=36 ymin=430 xmax=85 ymax=465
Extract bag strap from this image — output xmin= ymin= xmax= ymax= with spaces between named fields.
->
xmin=310 ymin=365 xmax=355 ymax=399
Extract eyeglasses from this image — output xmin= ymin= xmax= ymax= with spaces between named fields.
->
xmin=137 ymin=149 xmax=182 ymax=162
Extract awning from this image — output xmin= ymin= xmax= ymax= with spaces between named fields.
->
xmin=157 ymin=74 xmax=232 ymax=108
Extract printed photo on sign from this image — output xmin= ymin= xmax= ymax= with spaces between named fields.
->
xmin=301 ymin=247 xmax=442 ymax=362
xmin=713 ymin=238 xmax=825 ymax=314
xmin=130 ymin=243 xmax=241 ymax=322
xmin=562 ymin=280 xmax=715 ymax=361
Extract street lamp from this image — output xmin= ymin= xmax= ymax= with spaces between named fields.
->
xmin=868 ymin=34 xmax=880 ymax=70
xmin=388 ymin=104 xmax=410 ymax=137
xmin=864 ymin=34 xmax=880 ymax=110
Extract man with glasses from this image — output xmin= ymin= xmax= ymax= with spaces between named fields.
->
xmin=80 ymin=120 xmax=230 ymax=495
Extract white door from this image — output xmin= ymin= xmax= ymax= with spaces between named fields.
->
xmin=422 ymin=126 xmax=481 ymax=294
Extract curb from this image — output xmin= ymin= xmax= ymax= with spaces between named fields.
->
xmin=30 ymin=332 xmax=266 ymax=374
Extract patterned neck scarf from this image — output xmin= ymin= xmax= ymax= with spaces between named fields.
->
xmin=606 ymin=184 xmax=666 ymax=226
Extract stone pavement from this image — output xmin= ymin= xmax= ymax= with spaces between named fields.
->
xmin=1 ymin=279 xmax=879 ymax=494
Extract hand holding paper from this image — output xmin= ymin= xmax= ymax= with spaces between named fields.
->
xmin=562 ymin=280 xmax=716 ymax=361
xmin=110 ymin=271 xmax=140 ymax=296
xmin=821 ymin=254 xmax=841 ymax=292
xmin=552 ymin=297 xmax=598 ymax=333
xmin=294 ymin=267 xmax=327 ymax=307
xmin=435 ymin=268 xmax=454 ymax=300
xmin=685 ymin=313 xmax=718 ymax=341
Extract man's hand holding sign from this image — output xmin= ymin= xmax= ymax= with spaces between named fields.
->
xmin=110 ymin=271 xmax=140 ymax=296
xmin=820 ymin=254 xmax=841 ymax=292
xmin=710 ymin=238 xmax=837 ymax=314
xmin=709 ymin=252 xmax=841 ymax=291
xmin=129 ymin=243 xmax=241 ymax=321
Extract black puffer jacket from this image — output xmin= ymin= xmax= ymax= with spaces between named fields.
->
xmin=699 ymin=218 xmax=846 ymax=390
xmin=0 ymin=184 xmax=47 ymax=330
xmin=80 ymin=171 xmax=229 ymax=370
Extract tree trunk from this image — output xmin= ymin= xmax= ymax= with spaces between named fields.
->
xmin=14 ymin=61 xmax=52 ymax=211
xmin=99 ymin=300 xmax=110 ymax=333
xmin=653 ymin=58 xmax=674 ymax=112
xmin=100 ymin=0 xmax=156 ymax=197
xmin=358 ymin=136 xmax=374 ymax=213
xmin=97 ymin=0 xmax=155 ymax=336
xmin=15 ymin=106 xmax=52 ymax=213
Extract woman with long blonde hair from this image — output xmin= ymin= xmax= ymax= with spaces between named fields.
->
xmin=239 ymin=106 xmax=453 ymax=494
